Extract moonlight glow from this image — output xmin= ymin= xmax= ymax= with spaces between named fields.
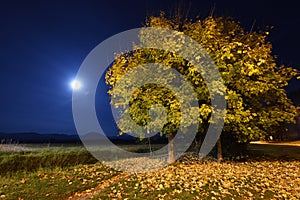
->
xmin=70 ymin=80 xmax=82 ymax=90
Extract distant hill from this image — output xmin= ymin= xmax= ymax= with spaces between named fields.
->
xmin=0 ymin=132 xmax=136 ymax=144
xmin=80 ymin=132 xmax=135 ymax=145
xmin=0 ymin=132 xmax=167 ymax=144
xmin=0 ymin=132 xmax=81 ymax=143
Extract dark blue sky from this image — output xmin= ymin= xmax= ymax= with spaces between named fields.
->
xmin=0 ymin=0 xmax=299 ymax=134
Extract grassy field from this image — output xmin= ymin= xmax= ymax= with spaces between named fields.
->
xmin=0 ymin=142 xmax=299 ymax=199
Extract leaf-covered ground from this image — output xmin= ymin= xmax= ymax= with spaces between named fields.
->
xmin=93 ymin=160 xmax=300 ymax=199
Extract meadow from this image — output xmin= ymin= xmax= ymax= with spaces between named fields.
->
xmin=0 ymin=142 xmax=299 ymax=199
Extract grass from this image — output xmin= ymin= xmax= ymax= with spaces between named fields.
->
xmin=0 ymin=163 xmax=119 ymax=200
xmin=0 ymin=149 xmax=98 ymax=175
xmin=0 ymin=143 xmax=163 ymax=175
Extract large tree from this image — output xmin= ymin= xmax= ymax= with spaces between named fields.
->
xmin=105 ymin=13 xmax=298 ymax=162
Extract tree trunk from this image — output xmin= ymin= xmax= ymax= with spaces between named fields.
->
xmin=195 ymin=138 xmax=202 ymax=155
xmin=217 ymin=137 xmax=223 ymax=163
xmin=168 ymin=133 xmax=175 ymax=163
xmin=195 ymin=132 xmax=204 ymax=155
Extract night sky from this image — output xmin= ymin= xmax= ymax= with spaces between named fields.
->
xmin=1 ymin=0 xmax=299 ymax=135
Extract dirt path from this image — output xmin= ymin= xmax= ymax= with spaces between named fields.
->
xmin=67 ymin=173 xmax=129 ymax=200
xmin=250 ymin=140 xmax=300 ymax=146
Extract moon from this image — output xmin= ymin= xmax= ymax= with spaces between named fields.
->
xmin=70 ymin=80 xmax=82 ymax=90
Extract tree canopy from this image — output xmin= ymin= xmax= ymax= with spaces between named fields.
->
xmin=105 ymin=13 xmax=299 ymax=160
